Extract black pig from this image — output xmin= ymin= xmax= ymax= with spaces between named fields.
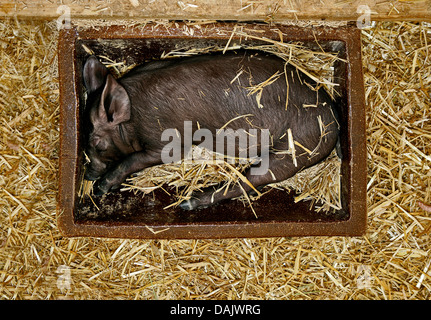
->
xmin=82 ymin=51 xmax=340 ymax=210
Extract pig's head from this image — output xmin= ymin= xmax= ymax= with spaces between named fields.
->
xmin=82 ymin=56 xmax=132 ymax=181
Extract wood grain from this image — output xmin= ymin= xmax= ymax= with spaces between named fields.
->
xmin=1 ymin=0 xmax=430 ymax=21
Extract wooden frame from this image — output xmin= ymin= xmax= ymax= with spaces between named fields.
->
xmin=57 ymin=22 xmax=367 ymax=239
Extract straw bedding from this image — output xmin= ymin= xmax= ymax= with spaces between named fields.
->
xmin=1 ymin=19 xmax=431 ymax=300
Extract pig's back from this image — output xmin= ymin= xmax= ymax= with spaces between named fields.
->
xmin=120 ymin=50 xmax=335 ymax=144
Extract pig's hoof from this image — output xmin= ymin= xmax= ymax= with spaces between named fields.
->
xmin=93 ymin=180 xmax=110 ymax=196
xmin=92 ymin=185 xmax=106 ymax=196
xmin=178 ymin=199 xmax=199 ymax=211
xmin=178 ymin=198 xmax=213 ymax=211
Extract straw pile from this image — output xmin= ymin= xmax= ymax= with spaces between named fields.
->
xmin=1 ymin=19 xmax=431 ymax=300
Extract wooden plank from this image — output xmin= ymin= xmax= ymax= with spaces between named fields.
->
xmin=0 ymin=0 xmax=430 ymax=21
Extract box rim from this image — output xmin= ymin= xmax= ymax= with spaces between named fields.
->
xmin=57 ymin=22 xmax=367 ymax=239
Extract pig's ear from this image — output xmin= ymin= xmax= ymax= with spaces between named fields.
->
xmin=100 ymin=74 xmax=131 ymax=125
xmin=83 ymin=56 xmax=109 ymax=93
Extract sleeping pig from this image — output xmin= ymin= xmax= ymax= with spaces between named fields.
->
xmin=82 ymin=50 xmax=340 ymax=210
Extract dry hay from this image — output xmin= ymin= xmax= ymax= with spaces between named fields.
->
xmin=0 ymin=18 xmax=431 ymax=300
xmin=79 ymin=28 xmax=343 ymax=213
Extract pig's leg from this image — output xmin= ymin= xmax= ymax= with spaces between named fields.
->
xmin=94 ymin=151 xmax=161 ymax=195
xmin=179 ymin=153 xmax=302 ymax=210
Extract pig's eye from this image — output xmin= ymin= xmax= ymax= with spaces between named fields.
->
xmin=94 ymin=138 xmax=108 ymax=152
xmin=95 ymin=140 xmax=107 ymax=152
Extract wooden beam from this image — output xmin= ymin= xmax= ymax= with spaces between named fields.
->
xmin=0 ymin=0 xmax=430 ymax=21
